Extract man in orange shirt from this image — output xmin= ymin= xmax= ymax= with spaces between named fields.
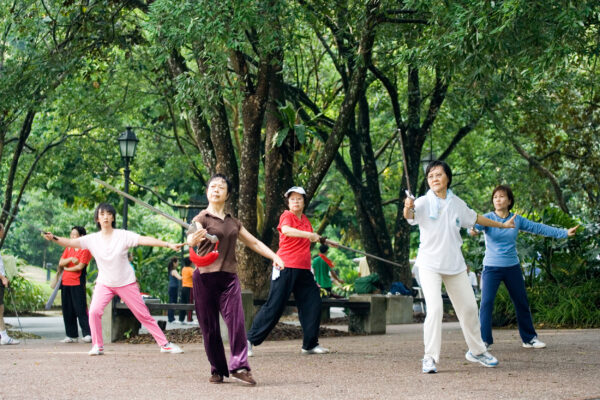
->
xmin=179 ymin=257 xmax=194 ymax=324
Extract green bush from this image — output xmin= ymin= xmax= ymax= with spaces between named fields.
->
xmin=492 ymin=280 xmax=600 ymax=328
xmin=3 ymin=275 xmax=46 ymax=313
xmin=482 ymin=207 xmax=600 ymax=328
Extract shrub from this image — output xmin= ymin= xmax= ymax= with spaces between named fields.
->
xmin=492 ymin=280 xmax=600 ymax=328
xmin=3 ymin=275 xmax=46 ymax=313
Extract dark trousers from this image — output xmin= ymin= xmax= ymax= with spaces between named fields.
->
xmin=479 ymin=264 xmax=537 ymax=345
xmin=61 ymin=284 xmax=90 ymax=338
xmin=247 ymin=268 xmax=321 ymax=350
xmin=179 ymin=286 xmax=191 ymax=322
xmin=193 ymin=270 xmax=249 ymax=376
xmin=167 ymin=285 xmax=178 ymax=322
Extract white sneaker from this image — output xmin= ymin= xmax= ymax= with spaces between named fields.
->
xmin=422 ymin=356 xmax=437 ymax=373
xmin=301 ymin=345 xmax=329 ymax=355
xmin=161 ymin=342 xmax=183 ymax=354
xmin=171 ymin=320 xmax=180 ymax=325
xmin=88 ymin=345 xmax=104 ymax=356
xmin=523 ymin=337 xmax=546 ymax=349
xmin=60 ymin=337 xmax=77 ymax=343
xmin=465 ymin=350 xmax=498 ymax=367
xmin=247 ymin=340 xmax=254 ymax=357
xmin=0 ymin=336 xmax=20 ymax=345
xmin=82 ymin=335 xmax=92 ymax=343
xmin=180 ymin=321 xmax=187 ymax=325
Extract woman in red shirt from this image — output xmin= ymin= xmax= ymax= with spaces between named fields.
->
xmin=58 ymin=226 xmax=92 ymax=343
xmin=247 ymin=186 xmax=328 ymax=356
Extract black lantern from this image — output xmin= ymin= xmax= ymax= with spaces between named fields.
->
xmin=118 ymin=127 xmax=139 ymax=230
xmin=420 ymin=152 xmax=436 ymax=175
xmin=118 ymin=127 xmax=139 ymax=161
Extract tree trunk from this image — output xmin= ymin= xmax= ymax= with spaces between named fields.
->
xmin=304 ymin=0 xmax=381 ymax=200
xmin=166 ymin=50 xmax=217 ymax=174
xmin=233 ymin=52 xmax=274 ymax=294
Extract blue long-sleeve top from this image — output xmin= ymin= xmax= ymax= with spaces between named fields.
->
xmin=475 ymin=212 xmax=568 ymax=267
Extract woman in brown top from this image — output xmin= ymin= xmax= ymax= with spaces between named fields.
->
xmin=188 ymin=174 xmax=284 ymax=386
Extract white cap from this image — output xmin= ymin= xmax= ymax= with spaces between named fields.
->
xmin=284 ymin=186 xmax=306 ymax=197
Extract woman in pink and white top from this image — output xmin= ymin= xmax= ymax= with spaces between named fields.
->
xmin=43 ymin=203 xmax=184 ymax=356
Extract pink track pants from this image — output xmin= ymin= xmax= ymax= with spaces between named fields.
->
xmin=89 ymin=282 xmax=168 ymax=348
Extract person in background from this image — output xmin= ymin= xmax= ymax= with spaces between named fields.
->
xmin=179 ymin=257 xmax=194 ymax=324
xmin=167 ymin=257 xmax=182 ymax=324
xmin=128 ymin=252 xmax=135 ymax=272
xmin=312 ymin=244 xmax=344 ymax=298
xmin=58 ymin=226 xmax=92 ymax=343
xmin=358 ymin=256 xmax=370 ymax=277
xmin=466 ymin=266 xmax=479 ymax=295
xmin=470 ymin=184 xmax=578 ymax=350
xmin=0 ymin=222 xmax=19 ymax=345
xmin=43 ymin=203 xmax=184 ymax=356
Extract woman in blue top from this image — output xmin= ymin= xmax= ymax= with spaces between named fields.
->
xmin=471 ymin=185 xmax=577 ymax=349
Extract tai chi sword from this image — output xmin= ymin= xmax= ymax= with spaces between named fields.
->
xmin=397 ymin=128 xmax=415 ymax=200
xmin=93 ymin=178 xmax=218 ymax=243
xmin=319 ymin=237 xmax=404 ymax=268
xmin=45 ymin=272 xmax=62 ymax=310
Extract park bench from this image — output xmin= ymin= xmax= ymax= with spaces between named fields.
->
xmin=102 ymin=292 xmax=412 ymax=342
xmin=253 ymin=296 xmax=383 ymax=335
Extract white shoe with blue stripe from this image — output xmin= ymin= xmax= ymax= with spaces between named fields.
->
xmin=422 ymin=356 xmax=437 ymax=373
xmin=465 ymin=350 xmax=498 ymax=367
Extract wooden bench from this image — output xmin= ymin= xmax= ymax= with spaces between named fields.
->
xmin=102 ymin=291 xmax=388 ymax=342
xmin=254 ymin=295 xmax=386 ymax=334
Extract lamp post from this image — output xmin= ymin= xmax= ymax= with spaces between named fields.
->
xmin=117 ymin=127 xmax=139 ymax=230
xmin=420 ymin=152 xmax=435 ymax=175
xmin=176 ymin=206 xmax=188 ymax=258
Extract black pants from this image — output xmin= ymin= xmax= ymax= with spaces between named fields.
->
xmin=247 ymin=268 xmax=322 ymax=350
xmin=168 ymin=285 xmax=179 ymax=322
xmin=179 ymin=286 xmax=191 ymax=322
xmin=61 ymin=284 xmax=90 ymax=338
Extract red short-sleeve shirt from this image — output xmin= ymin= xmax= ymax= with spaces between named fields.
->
xmin=277 ymin=210 xmax=313 ymax=269
xmin=60 ymin=247 xmax=92 ymax=286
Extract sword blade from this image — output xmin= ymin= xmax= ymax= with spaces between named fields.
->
xmin=397 ymin=128 xmax=413 ymax=197
xmin=0 ymin=208 xmax=57 ymax=239
xmin=45 ymin=272 xmax=62 ymax=310
xmin=93 ymin=178 xmax=218 ymax=243
xmin=324 ymin=239 xmax=404 ymax=268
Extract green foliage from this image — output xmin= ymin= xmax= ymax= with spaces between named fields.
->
xmin=493 ymin=280 xmax=600 ymax=328
xmin=488 ymin=207 xmax=600 ymax=328
xmin=3 ymin=275 xmax=46 ymax=313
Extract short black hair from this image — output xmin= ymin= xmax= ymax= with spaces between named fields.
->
xmin=167 ymin=256 xmax=179 ymax=272
xmin=425 ymin=160 xmax=453 ymax=188
xmin=319 ymin=244 xmax=329 ymax=253
xmin=183 ymin=257 xmax=191 ymax=267
xmin=207 ymin=174 xmax=232 ymax=196
xmin=492 ymin=184 xmax=515 ymax=211
xmin=72 ymin=226 xmax=86 ymax=236
xmin=94 ymin=203 xmax=117 ymax=229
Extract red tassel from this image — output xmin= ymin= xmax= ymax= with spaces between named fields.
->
xmin=189 ymin=242 xmax=220 ymax=267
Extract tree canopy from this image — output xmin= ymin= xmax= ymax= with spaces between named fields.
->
xmin=1 ymin=0 xmax=599 ymax=296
